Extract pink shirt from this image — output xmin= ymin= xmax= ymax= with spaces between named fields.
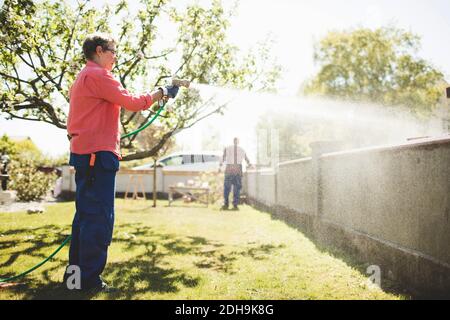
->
xmin=67 ymin=61 xmax=154 ymax=158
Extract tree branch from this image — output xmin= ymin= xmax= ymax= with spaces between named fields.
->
xmin=119 ymin=0 xmax=167 ymax=87
xmin=119 ymin=57 xmax=142 ymax=85
xmin=58 ymin=0 xmax=89 ymax=87
xmin=121 ymin=128 xmax=177 ymax=161
xmin=0 ymin=71 xmax=32 ymax=85
xmin=3 ymin=109 xmax=65 ymax=128
xmin=173 ymin=42 xmax=198 ymax=77
xmin=11 ymin=103 xmax=42 ymax=110
xmin=35 ymin=46 xmax=63 ymax=91
xmin=142 ymin=48 xmax=175 ymax=60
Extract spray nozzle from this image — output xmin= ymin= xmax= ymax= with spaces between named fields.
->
xmin=172 ymin=78 xmax=191 ymax=88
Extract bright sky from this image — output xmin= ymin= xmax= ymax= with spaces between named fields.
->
xmin=1 ymin=0 xmax=449 ymax=159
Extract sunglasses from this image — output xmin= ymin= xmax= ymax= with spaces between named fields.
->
xmin=104 ymin=48 xmax=117 ymax=55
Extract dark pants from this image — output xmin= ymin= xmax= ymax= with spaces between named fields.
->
xmin=65 ymin=151 xmax=119 ymax=289
xmin=1 ymin=168 xmax=8 ymax=191
xmin=223 ymin=174 xmax=242 ymax=207
xmin=1 ymin=177 xmax=7 ymax=191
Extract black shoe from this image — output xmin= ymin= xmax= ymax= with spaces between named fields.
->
xmin=87 ymin=281 xmax=117 ymax=294
xmin=220 ymin=205 xmax=229 ymax=211
xmin=231 ymin=206 xmax=239 ymax=211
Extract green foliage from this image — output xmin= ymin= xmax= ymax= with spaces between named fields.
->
xmin=0 ymin=134 xmax=65 ymax=201
xmin=9 ymin=158 xmax=56 ymax=201
xmin=0 ymin=0 xmax=83 ymax=128
xmin=10 ymin=138 xmax=41 ymax=161
xmin=304 ymin=27 xmax=446 ymax=117
xmin=0 ymin=136 xmax=42 ymax=161
xmin=0 ymin=134 xmax=17 ymax=155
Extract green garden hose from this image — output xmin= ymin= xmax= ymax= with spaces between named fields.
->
xmin=0 ymin=235 xmax=72 ymax=283
xmin=0 ymin=101 xmax=168 ymax=284
xmin=120 ymin=102 xmax=166 ymax=139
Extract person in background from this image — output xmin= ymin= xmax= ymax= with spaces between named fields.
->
xmin=52 ymin=168 xmax=63 ymax=198
xmin=0 ymin=153 xmax=10 ymax=191
xmin=219 ymin=137 xmax=252 ymax=211
xmin=64 ymin=33 xmax=179 ymax=293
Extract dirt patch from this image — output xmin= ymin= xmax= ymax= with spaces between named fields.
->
xmin=0 ymin=195 xmax=59 ymax=213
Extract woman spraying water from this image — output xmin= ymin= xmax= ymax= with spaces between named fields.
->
xmin=64 ymin=33 xmax=180 ymax=293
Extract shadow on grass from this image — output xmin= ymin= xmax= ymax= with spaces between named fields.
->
xmin=252 ymin=204 xmax=413 ymax=299
xmin=1 ymin=221 xmax=285 ymax=300
xmin=0 ymin=225 xmax=71 ymax=270
xmin=193 ymin=242 xmax=285 ymax=274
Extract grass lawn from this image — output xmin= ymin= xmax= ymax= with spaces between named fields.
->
xmin=0 ymin=200 xmax=406 ymax=300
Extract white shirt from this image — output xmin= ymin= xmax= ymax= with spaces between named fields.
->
xmin=220 ymin=145 xmax=250 ymax=166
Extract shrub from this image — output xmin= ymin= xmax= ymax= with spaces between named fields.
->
xmin=9 ymin=159 xmax=56 ymax=201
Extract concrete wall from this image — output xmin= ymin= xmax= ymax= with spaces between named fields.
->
xmin=276 ymin=158 xmax=315 ymax=215
xmin=244 ymin=136 xmax=450 ymax=297
xmin=246 ymin=171 xmax=257 ymax=200
xmin=255 ymin=168 xmax=277 ymax=206
xmin=320 ymin=140 xmax=450 ymax=266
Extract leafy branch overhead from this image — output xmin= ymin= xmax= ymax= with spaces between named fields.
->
xmin=0 ymin=0 xmax=281 ymax=160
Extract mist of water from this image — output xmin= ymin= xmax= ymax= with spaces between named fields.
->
xmin=183 ymin=82 xmax=448 ymax=158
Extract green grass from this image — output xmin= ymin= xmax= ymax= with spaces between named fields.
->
xmin=0 ymin=200 xmax=406 ymax=300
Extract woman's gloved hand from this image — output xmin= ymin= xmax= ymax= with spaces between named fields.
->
xmin=159 ymin=85 xmax=179 ymax=99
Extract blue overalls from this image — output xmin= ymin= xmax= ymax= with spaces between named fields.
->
xmin=67 ymin=151 xmax=119 ymax=289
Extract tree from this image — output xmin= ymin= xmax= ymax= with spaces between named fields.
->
xmin=0 ymin=134 xmax=17 ymax=156
xmin=303 ymin=27 xmax=446 ymax=117
xmin=10 ymin=137 xmax=42 ymax=160
xmin=135 ymin=122 xmax=176 ymax=159
xmin=0 ymin=0 xmax=280 ymax=161
xmin=0 ymin=135 xmax=42 ymax=160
